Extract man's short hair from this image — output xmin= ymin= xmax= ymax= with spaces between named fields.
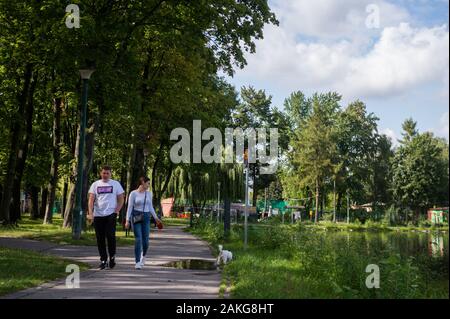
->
xmin=101 ymin=165 xmax=112 ymax=172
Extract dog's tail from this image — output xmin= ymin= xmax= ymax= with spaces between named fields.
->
xmin=218 ymin=244 xmax=223 ymax=252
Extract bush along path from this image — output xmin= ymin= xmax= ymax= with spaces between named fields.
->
xmin=0 ymin=226 xmax=221 ymax=299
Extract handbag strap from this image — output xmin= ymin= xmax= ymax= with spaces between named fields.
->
xmin=133 ymin=191 xmax=147 ymax=213
xmin=143 ymin=191 xmax=147 ymax=213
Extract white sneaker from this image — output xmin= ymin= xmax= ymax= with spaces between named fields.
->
xmin=140 ymin=255 xmax=146 ymax=266
xmin=135 ymin=262 xmax=142 ymax=270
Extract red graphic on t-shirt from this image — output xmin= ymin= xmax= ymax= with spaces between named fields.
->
xmin=97 ymin=186 xmax=113 ymax=194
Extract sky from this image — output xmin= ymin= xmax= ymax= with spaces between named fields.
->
xmin=225 ymin=0 xmax=449 ymax=146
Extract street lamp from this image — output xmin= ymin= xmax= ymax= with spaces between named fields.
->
xmin=244 ymin=148 xmax=249 ymax=250
xmin=217 ymin=182 xmax=221 ymax=223
xmin=72 ymin=69 xmax=95 ymax=240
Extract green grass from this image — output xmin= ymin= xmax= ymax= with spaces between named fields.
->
xmin=0 ymin=214 xmax=190 ymax=246
xmin=0 ymin=214 xmax=136 ymax=246
xmin=188 ymin=220 xmax=449 ymax=299
xmin=161 ymin=217 xmax=190 ymax=227
xmin=253 ymin=219 xmax=449 ymax=233
xmin=0 ymin=246 xmax=89 ymax=296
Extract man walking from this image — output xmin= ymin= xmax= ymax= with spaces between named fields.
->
xmin=87 ymin=166 xmax=125 ymax=269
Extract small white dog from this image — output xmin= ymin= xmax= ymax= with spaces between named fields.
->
xmin=216 ymin=245 xmax=233 ymax=267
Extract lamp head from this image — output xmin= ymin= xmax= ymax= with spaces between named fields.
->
xmin=79 ymin=69 xmax=95 ymax=80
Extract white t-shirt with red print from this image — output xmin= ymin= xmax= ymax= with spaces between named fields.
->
xmin=88 ymin=179 xmax=125 ymax=217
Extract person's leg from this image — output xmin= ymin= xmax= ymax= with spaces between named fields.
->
xmin=94 ymin=216 xmax=108 ymax=262
xmin=105 ymin=213 xmax=117 ymax=261
xmin=133 ymin=222 xmax=143 ymax=264
xmin=142 ymin=214 xmax=150 ymax=257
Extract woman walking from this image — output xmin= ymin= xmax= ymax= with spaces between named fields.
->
xmin=125 ymin=177 xmax=162 ymax=269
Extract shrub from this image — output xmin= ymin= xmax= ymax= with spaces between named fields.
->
xmin=322 ymin=212 xmax=334 ymax=222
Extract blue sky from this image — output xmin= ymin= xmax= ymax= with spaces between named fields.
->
xmin=226 ymin=0 xmax=449 ymax=145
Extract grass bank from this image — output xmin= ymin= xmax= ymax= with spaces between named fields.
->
xmin=189 ymin=220 xmax=449 ymax=299
xmin=0 ymin=215 xmax=189 ymax=246
xmin=0 ymin=247 xmax=89 ymax=296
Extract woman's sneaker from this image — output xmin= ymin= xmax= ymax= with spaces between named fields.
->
xmin=135 ymin=262 xmax=143 ymax=270
xmin=140 ymin=255 xmax=146 ymax=266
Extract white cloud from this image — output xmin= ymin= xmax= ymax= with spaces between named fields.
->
xmin=340 ymin=23 xmax=449 ymax=98
xmin=271 ymin=0 xmax=410 ymax=39
xmin=381 ymin=128 xmax=399 ymax=146
xmin=234 ymin=1 xmax=449 ymax=101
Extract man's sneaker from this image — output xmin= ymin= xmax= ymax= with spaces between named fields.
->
xmin=109 ymin=257 xmax=116 ymax=269
xmin=98 ymin=261 xmax=108 ymax=270
xmin=140 ymin=255 xmax=146 ymax=266
xmin=135 ymin=262 xmax=142 ymax=270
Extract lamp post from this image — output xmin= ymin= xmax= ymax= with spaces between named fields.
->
xmin=217 ymin=182 xmax=221 ymax=223
xmin=244 ymin=149 xmax=249 ymax=250
xmin=347 ymin=189 xmax=350 ymax=224
xmin=72 ymin=69 xmax=94 ymax=240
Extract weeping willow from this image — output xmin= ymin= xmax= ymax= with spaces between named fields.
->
xmin=165 ymin=163 xmax=245 ymax=207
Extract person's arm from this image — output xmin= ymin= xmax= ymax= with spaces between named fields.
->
xmin=148 ymin=192 xmax=159 ymax=221
xmin=88 ymin=193 xmax=95 ymax=221
xmin=126 ymin=192 xmax=134 ymax=222
xmin=115 ymin=193 xmax=125 ymax=215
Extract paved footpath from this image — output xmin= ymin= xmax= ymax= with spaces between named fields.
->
xmin=0 ymin=226 xmax=221 ymax=299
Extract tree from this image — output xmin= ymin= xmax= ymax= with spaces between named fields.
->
xmin=391 ymin=129 xmax=449 ymax=222
xmin=334 ymin=101 xmax=381 ymax=214
xmin=291 ymin=95 xmax=338 ymax=223
xmin=0 ymin=0 xmax=278 ymax=227
xmin=401 ymin=118 xmax=419 ymax=144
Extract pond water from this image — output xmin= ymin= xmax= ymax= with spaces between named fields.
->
xmin=329 ymin=230 xmax=448 ymax=260
xmin=311 ymin=230 xmax=449 ymax=296
xmin=161 ymin=259 xmax=217 ymax=271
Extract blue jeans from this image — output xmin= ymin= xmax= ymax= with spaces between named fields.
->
xmin=132 ymin=210 xmax=150 ymax=263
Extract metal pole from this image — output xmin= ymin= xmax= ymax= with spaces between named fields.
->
xmin=333 ymin=179 xmax=336 ymax=223
xmin=217 ymin=182 xmax=221 ymax=223
xmin=264 ymin=187 xmax=268 ymax=217
xmin=244 ymin=165 xmax=249 ymax=249
xmin=72 ymin=78 xmax=89 ymax=240
xmin=347 ymin=189 xmax=350 ymax=224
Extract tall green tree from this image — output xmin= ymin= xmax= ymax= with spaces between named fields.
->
xmin=392 ymin=125 xmax=449 ymax=222
xmin=291 ymin=95 xmax=338 ymax=223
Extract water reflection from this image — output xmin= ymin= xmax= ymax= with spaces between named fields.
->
xmin=429 ymin=232 xmax=447 ymax=258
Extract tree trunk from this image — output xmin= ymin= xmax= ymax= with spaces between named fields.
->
xmin=132 ymin=148 xmax=145 ymax=191
xmin=30 ymin=186 xmax=40 ymax=219
xmin=61 ymin=181 xmax=68 ymax=217
xmin=0 ymin=64 xmax=33 ymax=224
xmin=337 ymin=191 xmax=343 ymax=221
xmin=39 ymin=187 xmax=48 ymax=219
xmin=320 ymin=188 xmax=324 ymax=215
xmin=44 ymin=97 xmax=62 ymax=224
xmin=126 ymin=143 xmax=136 ymax=197
xmin=80 ymin=122 xmax=96 ymax=231
xmin=63 ymin=184 xmax=75 ymax=228
xmin=10 ymin=182 xmax=22 ymax=225
xmin=63 ymin=126 xmax=81 ymax=228
xmin=11 ymin=69 xmax=39 ymax=224
xmin=119 ymin=152 xmax=128 ymax=225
